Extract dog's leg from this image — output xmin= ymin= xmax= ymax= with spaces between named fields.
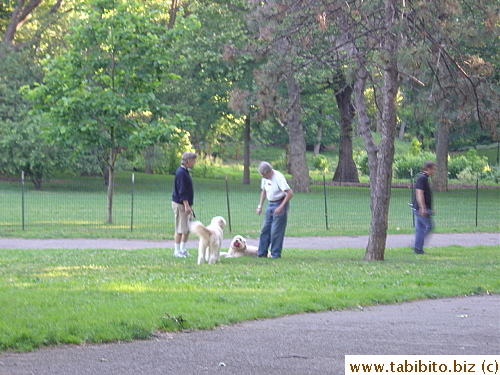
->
xmin=197 ymin=239 xmax=207 ymax=265
xmin=208 ymin=239 xmax=221 ymax=264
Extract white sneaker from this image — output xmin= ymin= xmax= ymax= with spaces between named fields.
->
xmin=181 ymin=250 xmax=191 ymax=257
xmin=173 ymin=251 xmax=186 ymax=258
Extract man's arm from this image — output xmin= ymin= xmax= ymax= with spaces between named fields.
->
xmin=256 ymin=189 xmax=266 ymax=215
xmin=274 ymin=188 xmax=293 ymax=215
xmin=415 ymin=189 xmax=427 ymax=216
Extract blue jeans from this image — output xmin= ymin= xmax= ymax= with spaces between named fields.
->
xmin=258 ymin=201 xmax=289 ymax=258
xmin=414 ymin=209 xmax=433 ymax=252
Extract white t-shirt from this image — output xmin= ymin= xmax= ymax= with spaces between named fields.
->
xmin=261 ymin=170 xmax=291 ymax=202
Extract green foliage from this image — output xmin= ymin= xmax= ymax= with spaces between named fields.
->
xmin=25 ymin=0 xmax=193 ymax=155
xmin=0 ymin=246 xmax=497 ymax=351
xmin=393 ymin=152 xmax=436 ymax=179
xmin=189 ymin=152 xmax=226 ymax=179
xmin=0 ymin=117 xmax=70 ymax=187
xmin=481 ymin=166 xmax=500 ymax=184
xmin=271 ymin=154 xmax=288 ymax=172
xmin=312 ymin=154 xmax=330 ymax=172
xmin=355 ymin=151 xmax=369 ymax=176
xmin=448 ymin=149 xmax=490 ymax=179
xmin=409 ymin=138 xmax=422 ymax=156
xmin=0 ymin=46 xmax=70 ymax=186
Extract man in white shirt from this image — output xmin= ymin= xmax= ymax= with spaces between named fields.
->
xmin=256 ymin=161 xmax=294 ymax=258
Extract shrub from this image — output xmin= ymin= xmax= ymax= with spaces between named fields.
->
xmin=409 ymin=138 xmax=422 ymax=156
xmin=457 ymin=167 xmax=476 ymax=183
xmin=448 ymin=149 xmax=489 ymax=179
xmin=190 ymin=153 xmax=224 ymax=178
xmin=481 ymin=166 xmax=500 ymax=183
xmin=392 ymin=152 xmax=436 ymax=179
xmin=355 ymin=151 xmax=369 ymax=176
xmin=271 ymin=154 xmax=287 ymax=172
xmin=312 ymin=154 xmax=330 ymax=172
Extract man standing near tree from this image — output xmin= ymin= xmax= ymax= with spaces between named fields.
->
xmin=412 ymin=161 xmax=437 ymax=254
xmin=256 ymin=161 xmax=294 ymax=258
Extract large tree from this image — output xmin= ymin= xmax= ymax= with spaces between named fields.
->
xmin=26 ymin=0 xmax=194 ymax=223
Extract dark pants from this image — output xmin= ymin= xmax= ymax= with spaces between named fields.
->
xmin=258 ymin=200 xmax=289 ymax=258
xmin=414 ymin=209 xmax=433 ymax=252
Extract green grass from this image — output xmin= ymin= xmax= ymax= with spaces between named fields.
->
xmin=1 ymin=172 xmax=498 ymax=239
xmin=476 ymin=143 xmax=499 ymax=166
xmin=0 ymin=245 xmax=497 ymax=352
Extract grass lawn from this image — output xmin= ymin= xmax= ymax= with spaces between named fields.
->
xmin=0 ymin=245 xmax=498 ymax=352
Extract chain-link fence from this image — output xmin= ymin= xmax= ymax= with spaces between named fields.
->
xmin=0 ymin=173 xmax=498 ymax=237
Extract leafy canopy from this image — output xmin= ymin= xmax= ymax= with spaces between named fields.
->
xmin=25 ymin=0 xmax=198 ymax=151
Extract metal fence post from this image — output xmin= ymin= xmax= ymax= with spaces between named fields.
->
xmin=475 ymin=175 xmax=479 ymax=227
xmin=323 ymin=175 xmax=329 ymax=230
xmin=410 ymin=168 xmax=415 ymax=228
xmin=21 ymin=171 xmax=25 ymax=231
xmin=225 ymin=176 xmax=232 ymax=233
xmin=131 ymin=173 xmax=135 ymax=232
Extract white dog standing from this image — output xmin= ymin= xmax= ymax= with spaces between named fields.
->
xmin=189 ymin=216 xmax=226 ymax=265
xmin=220 ymin=235 xmax=259 ymax=258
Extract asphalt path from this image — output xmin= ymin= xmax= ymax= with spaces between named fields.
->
xmin=0 ymin=232 xmax=498 ymax=250
xmin=0 ymin=234 xmax=498 ymax=375
xmin=0 ymin=295 xmax=498 ymax=375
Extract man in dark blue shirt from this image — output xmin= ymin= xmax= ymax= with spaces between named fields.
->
xmin=172 ymin=152 xmax=197 ymax=257
xmin=412 ymin=161 xmax=436 ymax=254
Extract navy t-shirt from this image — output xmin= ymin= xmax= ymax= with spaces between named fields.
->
xmin=413 ymin=172 xmax=432 ymax=210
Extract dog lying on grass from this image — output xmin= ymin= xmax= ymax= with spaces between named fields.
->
xmin=220 ymin=235 xmax=259 ymax=258
xmin=190 ymin=216 xmax=226 ymax=265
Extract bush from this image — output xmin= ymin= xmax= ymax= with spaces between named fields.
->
xmin=448 ymin=149 xmax=489 ymax=179
xmin=355 ymin=151 xmax=369 ymax=176
xmin=312 ymin=154 xmax=330 ymax=172
xmin=190 ymin=153 xmax=225 ymax=178
xmin=393 ymin=152 xmax=436 ymax=179
xmin=481 ymin=166 xmax=500 ymax=183
xmin=271 ymin=154 xmax=287 ymax=172
xmin=409 ymin=138 xmax=422 ymax=156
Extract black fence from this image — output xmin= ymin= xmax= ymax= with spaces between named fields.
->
xmin=0 ymin=173 xmax=498 ymax=238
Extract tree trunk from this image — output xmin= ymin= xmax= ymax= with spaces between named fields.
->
xmin=2 ymin=0 xmax=42 ymax=47
xmin=243 ymin=116 xmax=251 ymax=185
xmin=31 ymin=176 xmax=42 ymax=190
xmin=168 ymin=0 xmax=179 ymax=30
xmin=2 ymin=0 xmax=62 ymax=50
xmin=106 ymin=124 xmax=118 ymax=223
xmin=106 ymin=160 xmax=115 ymax=224
xmin=363 ymin=0 xmax=400 ymax=261
xmin=434 ymin=117 xmax=450 ymax=192
xmin=354 ymin=62 xmax=378 ymax=185
xmin=144 ymin=145 xmax=154 ymax=174
xmin=313 ymin=122 xmax=323 ymax=157
xmin=285 ymin=74 xmax=310 ymax=192
xmin=375 ymin=88 xmax=383 ymax=133
xmin=333 ymin=82 xmax=359 ymax=183
xmin=398 ymin=121 xmax=406 ymax=141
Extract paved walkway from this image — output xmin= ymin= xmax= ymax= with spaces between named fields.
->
xmin=1 ymin=295 xmax=498 ymax=375
xmin=1 ymin=232 xmax=498 ymax=250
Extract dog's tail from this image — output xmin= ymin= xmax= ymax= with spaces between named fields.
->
xmin=189 ymin=221 xmax=211 ymax=238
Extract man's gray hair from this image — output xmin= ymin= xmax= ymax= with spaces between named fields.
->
xmin=181 ymin=152 xmax=197 ymax=166
xmin=258 ymin=161 xmax=273 ymax=175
